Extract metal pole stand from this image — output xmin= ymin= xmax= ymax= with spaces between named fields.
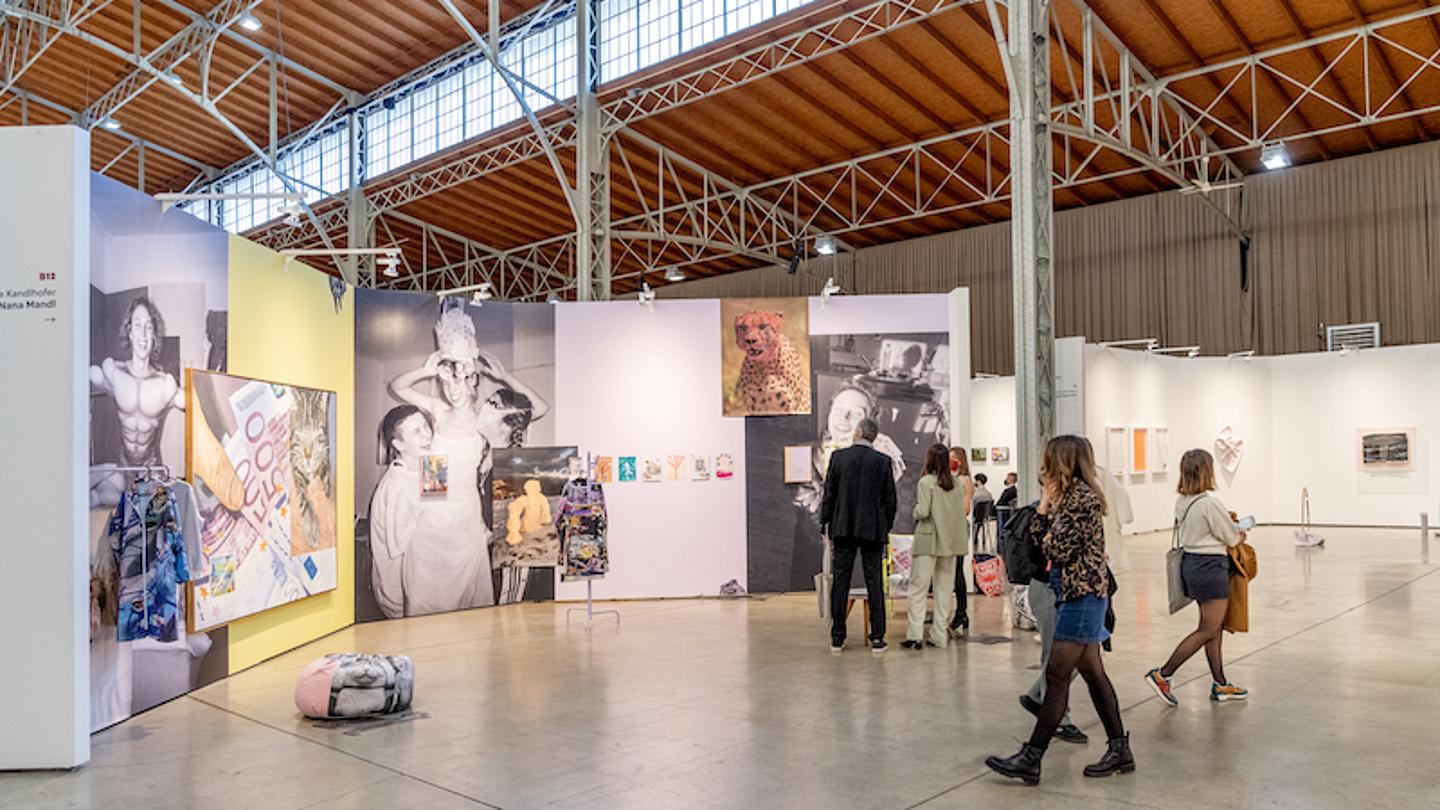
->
xmin=1421 ymin=512 xmax=1430 ymax=565
xmin=566 ymin=580 xmax=620 ymax=631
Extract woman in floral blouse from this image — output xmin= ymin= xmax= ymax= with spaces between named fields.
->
xmin=985 ymin=435 xmax=1132 ymax=786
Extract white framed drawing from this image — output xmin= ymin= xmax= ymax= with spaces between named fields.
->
xmin=1151 ymin=427 xmax=1170 ymax=473
xmin=1105 ymin=427 xmax=1127 ymax=476
xmin=783 ymin=445 xmax=813 ymax=484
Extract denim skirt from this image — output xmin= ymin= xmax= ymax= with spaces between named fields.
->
xmin=1181 ymin=552 xmax=1232 ymax=602
xmin=1053 ymin=594 xmax=1110 ymax=644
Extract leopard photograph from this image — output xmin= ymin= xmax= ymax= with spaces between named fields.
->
xmin=721 ymin=298 xmax=812 ymax=417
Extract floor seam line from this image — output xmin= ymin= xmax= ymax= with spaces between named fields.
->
xmin=183 ymin=694 xmax=504 ymax=809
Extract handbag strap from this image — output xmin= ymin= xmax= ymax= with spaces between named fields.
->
xmin=1173 ymin=496 xmax=1205 ymax=549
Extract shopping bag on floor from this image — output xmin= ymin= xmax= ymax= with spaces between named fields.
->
xmin=974 ymin=554 xmax=1007 ymax=597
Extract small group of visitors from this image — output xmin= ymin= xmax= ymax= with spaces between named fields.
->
xmin=820 ymin=424 xmax=1253 ymax=787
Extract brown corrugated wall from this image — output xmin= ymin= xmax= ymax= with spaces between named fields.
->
xmin=661 ymin=140 xmax=1440 ymax=374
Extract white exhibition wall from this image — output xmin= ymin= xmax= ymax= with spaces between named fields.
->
xmin=552 ymin=292 xmax=961 ymax=602
xmin=553 ymin=300 xmax=749 ymax=601
xmin=0 ymin=127 xmax=91 ymax=769
xmin=1269 ymin=345 xmax=1440 ymax=526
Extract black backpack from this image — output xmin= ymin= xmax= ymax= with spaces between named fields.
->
xmin=999 ymin=503 xmax=1044 ymax=585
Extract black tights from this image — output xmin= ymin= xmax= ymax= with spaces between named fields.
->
xmin=1027 ymin=640 xmax=1125 ymax=749
xmin=1161 ymin=598 xmax=1228 ymax=683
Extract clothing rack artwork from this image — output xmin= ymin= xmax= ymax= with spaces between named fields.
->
xmin=560 ymin=454 xmax=617 ymax=630
xmin=100 ymin=469 xmax=199 ymax=645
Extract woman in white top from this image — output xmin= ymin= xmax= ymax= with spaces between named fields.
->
xmin=1145 ymin=449 xmax=1248 ymax=706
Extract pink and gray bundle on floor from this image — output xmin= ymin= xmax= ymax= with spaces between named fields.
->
xmin=295 ymin=653 xmax=415 ymax=719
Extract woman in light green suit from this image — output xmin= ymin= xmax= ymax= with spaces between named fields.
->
xmin=903 ymin=443 xmax=971 ymax=649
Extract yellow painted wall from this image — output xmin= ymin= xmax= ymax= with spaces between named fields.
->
xmin=224 ymin=237 xmax=354 ymax=673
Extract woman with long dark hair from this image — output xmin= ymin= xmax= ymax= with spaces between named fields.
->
xmin=947 ymin=447 xmax=974 ymax=636
xmin=985 ymin=435 xmax=1132 ymax=785
xmin=1145 ymin=449 xmax=1248 ymax=706
xmin=903 ymin=444 xmax=969 ymax=650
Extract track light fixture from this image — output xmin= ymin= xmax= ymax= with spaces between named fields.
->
xmin=1227 ymin=350 xmax=1256 ymax=360
xmin=471 ymin=283 xmax=494 ymax=306
xmin=546 ymin=293 xmax=561 ymax=305
xmin=1150 ymin=345 xmax=1201 ymax=358
xmin=820 ymin=276 xmax=841 ymax=306
xmin=638 ymin=282 xmax=656 ymax=310
xmin=378 ymin=251 xmax=401 ymax=279
xmin=1096 ymin=338 xmax=1157 ymax=351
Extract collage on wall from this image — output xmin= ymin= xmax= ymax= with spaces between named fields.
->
xmin=353 ymin=290 xmax=559 ymax=622
xmin=86 ymin=175 xmax=230 ymax=731
xmin=186 ymin=371 xmax=339 ymax=631
xmin=745 ymin=331 xmax=952 ymax=594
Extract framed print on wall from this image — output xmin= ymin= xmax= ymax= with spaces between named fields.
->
xmin=783 ymin=445 xmax=813 ymax=484
xmin=1105 ymin=426 xmax=1127 ymax=476
xmin=1357 ymin=428 xmax=1416 ymax=471
xmin=1131 ymin=427 xmax=1149 ymax=474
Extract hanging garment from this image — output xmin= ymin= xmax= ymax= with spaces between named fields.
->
xmin=556 ymin=478 xmax=608 ymax=581
xmin=108 ymin=480 xmax=191 ymax=643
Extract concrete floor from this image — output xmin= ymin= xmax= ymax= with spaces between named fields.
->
xmin=5 ymin=526 xmax=1439 ymax=809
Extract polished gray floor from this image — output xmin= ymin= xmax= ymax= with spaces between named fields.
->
xmin=6 ymin=526 xmax=1439 ymax=809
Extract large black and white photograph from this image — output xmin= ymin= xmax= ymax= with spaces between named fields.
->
xmin=354 ymin=289 xmax=557 ymax=622
xmin=86 ymin=174 xmax=230 ymax=732
xmin=746 ymin=332 xmax=951 ymax=594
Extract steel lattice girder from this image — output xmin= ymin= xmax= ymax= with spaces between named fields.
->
xmin=1 ymin=0 xmax=109 ymax=94
xmin=74 ymin=0 xmax=263 ymax=127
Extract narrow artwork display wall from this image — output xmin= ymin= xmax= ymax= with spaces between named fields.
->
xmin=747 ymin=331 xmax=952 ymax=594
xmin=86 ymin=176 xmax=229 ymax=731
xmin=353 ymin=290 xmax=557 ymax=622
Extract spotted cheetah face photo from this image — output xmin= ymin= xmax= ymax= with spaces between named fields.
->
xmin=735 ymin=310 xmax=785 ymax=363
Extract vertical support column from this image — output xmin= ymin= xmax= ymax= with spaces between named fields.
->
xmin=575 ymin=0 xmax=610 ymax=301
xmin=137 ymin=141 xmax=146 ymax=192
xmin=346 ymin=110 xmax=371 ymax=287
xmin=1008 ymin=0 xmax=1056 ymax=501
xmin=268 ymin=56 xmax=278 ymax=164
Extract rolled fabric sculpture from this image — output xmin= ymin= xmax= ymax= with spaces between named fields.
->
xmin=295 ymin=653 xmax=414 ymax=719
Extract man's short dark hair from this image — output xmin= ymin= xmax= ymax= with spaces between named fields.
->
xmin=857 ymin=418 xmax=879 ymax=442
xmin=975 ymin=473 xmax=988 ymax=484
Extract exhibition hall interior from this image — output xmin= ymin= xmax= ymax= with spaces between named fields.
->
xmin=4 ymin=0 xmax=1440 ymax=807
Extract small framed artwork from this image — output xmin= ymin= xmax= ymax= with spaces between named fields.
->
xmin=970 ymin=447 xmax=987 ymax=464
xmin=595 ymin=456 xmax=615 ymax=483
xmin=991 ymin=446 xmax=1010 ymax=464
xmin=1105 ymin=426 xmax=1127 ymax=476
xmin=641 ymin=457 xmax=663 ymax=483
xmin=1358 ymin=428 xmax=1415 ymax=470
xmin=665 ymin=454 xmax=687 ymax=481
xmin=1131 ymin=427 xmax=1149 ymax=474
xmin=1151 ymin=428 xmax=1169 ymax=473
xmin=783 ymin=445 xmax=813 ymax=484
xmin=618 ymin=456 xmax=637 ymax=482
xmin=715 ymin=453 xmax=735 ymax=479
xmin=692 ymin=455 xmax=711 ymax=481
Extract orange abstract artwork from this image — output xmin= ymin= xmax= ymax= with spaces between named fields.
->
xmin=1131 ymin=428 xmax=1149 ymax=474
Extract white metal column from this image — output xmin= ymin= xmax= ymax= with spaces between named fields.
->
xmin=575 ymin=0 xmax=610 ymax=301
xmin=1008 ymin=0 xmax=1055 ymax=501
xmin=346 ymin=111 xmax=371 ymax=286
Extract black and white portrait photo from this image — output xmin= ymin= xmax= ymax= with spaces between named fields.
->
xmin=746 ymin=332 xmax=951 ymax=594
xmin=354 ymin=289 xmax=557 ymax=622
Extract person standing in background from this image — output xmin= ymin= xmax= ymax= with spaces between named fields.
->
xmin=821 ymin=419 xmax=898 ymax=656
xmin=947 ymin=447 xmax=975 ymax=636
xmin=998 ymin=472 xmax=1019 ymax=510
xmin=1145 ymin=449 xmax=1249 ymax=706
xmin=904 ymin=444 xmax=968 ymax=650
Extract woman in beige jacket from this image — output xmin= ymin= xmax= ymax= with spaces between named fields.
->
xmin=904 ymin=443 xmax=970 ymax=649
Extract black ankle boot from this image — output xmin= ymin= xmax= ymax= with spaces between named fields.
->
xmin=985 ymin=743 xmax=1044 ymax=785
xmin=1083 ymin=733 xmax=1135 ymax=777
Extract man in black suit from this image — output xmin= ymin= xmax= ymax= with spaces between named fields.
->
xmin=821 ymin=418 xmax=897 ymax=655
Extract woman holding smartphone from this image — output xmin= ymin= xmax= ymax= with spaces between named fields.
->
xmin=985 ymin=436 xmax=1131 ymax=786
xmin=1144 ymin=449 xmax=1249 ymax=706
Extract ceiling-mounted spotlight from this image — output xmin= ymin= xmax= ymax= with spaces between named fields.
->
xmin=1260 ymin=142 xmax=1290 ymax=170
xmin=546 ymin=293 xmax=560 ymax=305
xmin=815 ymin=234 xmax=837 ymax=256
xmin=820 ymin=276 xmax=841 ymax=306
xmin=238 ymin=12 xmax=262 ymax=32
xmin=100 ymin=118 xmax=121 ymax=131
xmin=470 ymin=283 xmax=494 ymax=306
xmin=276 ymin=198 xmax=304 ymax=227
xmin=637 ymin=282 xmax=656 ymax=310
xmin=378 ymin=251 xmax=401 ymax=279
xmin=1227 ymin=350 xmax=1256 ymax=360
xmin=664 ymin=267 xmax=685 ymax=283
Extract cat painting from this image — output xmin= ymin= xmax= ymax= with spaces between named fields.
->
xmin=289 ymin=388 xmax=336 ymax=555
